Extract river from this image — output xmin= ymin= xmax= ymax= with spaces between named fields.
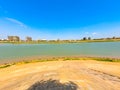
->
xmin=0 ymin=42 xmax=120 ymax=63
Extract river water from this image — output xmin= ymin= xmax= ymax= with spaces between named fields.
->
xmin=0 ymin=42 xmax=120 ymax=63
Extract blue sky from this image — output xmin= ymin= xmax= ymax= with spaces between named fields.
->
xmin=0 ymin=0 xmax=120 ymax=40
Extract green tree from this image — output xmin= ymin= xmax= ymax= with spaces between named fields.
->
xmin=83 ymin=37 xmax=87 ymax=40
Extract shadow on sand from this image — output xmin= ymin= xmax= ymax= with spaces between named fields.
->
xmin=27 ymin=79 xmax=79 ymax=90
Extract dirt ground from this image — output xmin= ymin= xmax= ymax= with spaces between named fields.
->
xmin=0 ymin=60 xmax=120 ymax=90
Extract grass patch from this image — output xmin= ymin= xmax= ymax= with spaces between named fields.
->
xmin=93 ymin=57 xmax=120 ymax=62
xmin=0 ymin=64 xmax=12 ymax=69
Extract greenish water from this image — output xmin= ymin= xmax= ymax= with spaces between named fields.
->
xmin=0 ymin=42 xmax=120 ymax=62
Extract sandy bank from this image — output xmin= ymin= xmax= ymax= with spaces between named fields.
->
xmin=0 ymin=60 xmax=120 ymax=90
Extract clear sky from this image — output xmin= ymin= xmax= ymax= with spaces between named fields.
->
xmin=0 ymin=0 xmax=120 ymax=40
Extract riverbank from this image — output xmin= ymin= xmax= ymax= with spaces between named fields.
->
xmin=0 ymin=60 xmax=120 ymax=90
xmin=0 ymin=56 xmax=120 ymax=69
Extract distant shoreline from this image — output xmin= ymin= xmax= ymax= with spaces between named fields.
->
xmin=0 ymin=39 xmax=120 ymax=44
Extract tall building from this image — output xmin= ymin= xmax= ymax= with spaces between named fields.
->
xmin=8 ymin=36 xmax=20 ymax=41
xmin=26 ymin=37 xmax=32 ymax=42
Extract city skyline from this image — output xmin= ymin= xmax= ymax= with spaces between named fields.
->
xmin=0 ymin=0 xmax=120 ymax=40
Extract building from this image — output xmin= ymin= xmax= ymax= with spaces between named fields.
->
xmin=8 ymin=36 xmax=20 ymax=42
xmin=26 ymin=37 xmax=32 ymax=42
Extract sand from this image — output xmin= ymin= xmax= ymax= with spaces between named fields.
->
xmin=0 ymin=60 xmax=120 ymax=90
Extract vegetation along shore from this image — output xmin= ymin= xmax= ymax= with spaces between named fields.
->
xmin=0 ymin=36 xmax=120 ymax=44
xmin=0 ymin=56 xmax=120 ymax=69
